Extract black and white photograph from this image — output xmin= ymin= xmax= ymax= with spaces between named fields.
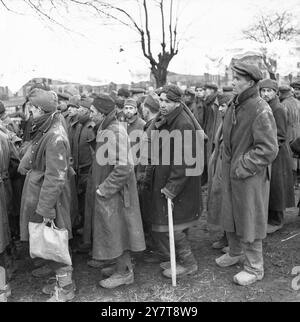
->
xmin=0 ymin=0 xmax=300 ymax=305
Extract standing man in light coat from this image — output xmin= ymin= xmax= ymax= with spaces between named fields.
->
xmin=18 ymin=88 xmax=75 ymax=302
xmin=216 ymin=62 xmax=278 ymax=286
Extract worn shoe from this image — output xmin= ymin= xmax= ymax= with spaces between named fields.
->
xmin=32 ymin=265 xmax=53 ymax=278
xmin=101 ymin=265 xmax=116 ymax=278
xmin=42 ymin=278 xmax=77 ymax=296
xmin=233 ymin=270 xmax=264 ymax=286
xmin=222 ymin=246 xmax=230 ymax=254
xmin=267 ymin=224 xmax=283 ymax=234
xmin=99 ymin=271 xmax=134 ymax=289
xmin=162 ymin=264 xmax=198 ymax=278
xmin=212 ymin=236 xmax=228 ymax=249
xmin=159 ymin=261 xmax=184 ymax=270
xmin=87 ymin=259 xmax=115 ymax=268
xmin=46 ymin=284 xmax=75 ymax=302
xmin=216 ymin=253 xmax=245 ymax=267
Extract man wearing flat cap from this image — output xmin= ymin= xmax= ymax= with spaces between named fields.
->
xmin=130 ymin=87 xmax=146 ymax=100
xmin=215 ymin=62 xmax=278 ymax=286
xmin=143 ymin=84 xmax=205 ymax=278
xmin=291 ymin=78 xmax=300 ymax=101
xmin=18 ymin=88 xmax=75 ymax=301
xmin=279 ymin=84 xmax=300 ymax=186
xmin=84 ymin=94 xmax=145 ymax=289
xmin=259 ymin=79 xmax=294 ymax=234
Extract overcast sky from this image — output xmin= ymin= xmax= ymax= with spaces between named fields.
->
xmin=0 ymin=0 xmax=300 ymax=90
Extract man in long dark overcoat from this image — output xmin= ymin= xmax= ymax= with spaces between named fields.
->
xmin=216 ymin=62 xmax=278 ymax=286
xmin=144 ymin=85 xmax=204 ymax=278
xmin=260 ymin=79 xmax=295 ymax=234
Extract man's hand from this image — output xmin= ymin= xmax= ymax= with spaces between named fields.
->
xmin=96 ymin=187 xmax=105 ymax=198
xmin=43 ymin=218 xmax=52 ymax=224
xmin=161 ymin=188 xmax=174 ymax=210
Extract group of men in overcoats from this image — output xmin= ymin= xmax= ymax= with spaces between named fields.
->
xmin=1 ymin=61 xmax=300 ymax=301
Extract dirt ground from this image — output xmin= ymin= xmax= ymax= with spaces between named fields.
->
xmin=8 ymin=189 xmax=300 ymax=302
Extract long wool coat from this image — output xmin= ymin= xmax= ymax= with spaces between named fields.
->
xmin=268 ymin=96 xmax=295 ymax=211
xmin=85 ymin=111 xmax=145 ymax=261
xmin=0 ymin=129 xmax=11 ymax=253
xmin=19 ymin=114 xmax=72 ymax=241
xmin=221 ymin=85 xmax=278 ymax=242
xmin=145 ymin=104 xmax=203 ymax=230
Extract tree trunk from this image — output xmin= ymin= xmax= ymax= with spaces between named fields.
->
xmin=151 ymin=65 xmax=168 ymax=88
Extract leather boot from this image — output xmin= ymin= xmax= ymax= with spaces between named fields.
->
xmin=47 ymin=268 xmax=75 ymax=302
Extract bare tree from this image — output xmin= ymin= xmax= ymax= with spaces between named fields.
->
xmin=1 ymin=0 xmax=182 ymax=87
xmin=243 ymin=11 xmax=300 ymax=79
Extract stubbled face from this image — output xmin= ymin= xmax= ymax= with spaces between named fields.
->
xmin=219 ymin=103 xmax=228 ymax=116
xmin=195 ymin=87 xmax=205 ymax=98
xmin=232 ymin=72 xmax=253 ymax=95
xmin=68 ymin=106 xmax=78 ymax=117
xmin=78 ymin=106 xmax=90 ymax=117
xmin=124 ymin=105 xmax=137 ymax=119
xmin=260 ymin=88 xmax=277 ymax=102
xmin=159 ymin=93 xmax=179 ymax=116
xmin=90 ymin=105 xmax=104 ymax=124
xmin=294 ymin=88 xmax=300 ymax=100
xmin=205 ymin=88 xmax=215 ymax=98
xmin=27 ymin=102 xmax=44 ymax=119
xmin=184 ymin=94 xmax=194 ymax=105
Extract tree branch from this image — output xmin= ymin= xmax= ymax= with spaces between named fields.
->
xmin=160 ymin=0 xmax=166 ymax=54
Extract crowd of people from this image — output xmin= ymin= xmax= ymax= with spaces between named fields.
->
xmin=1 ymin=61 xmax=300 ymax=302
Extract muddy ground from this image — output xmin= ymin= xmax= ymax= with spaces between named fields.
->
xmin=8 ymin=189 xmax=300 ymax=302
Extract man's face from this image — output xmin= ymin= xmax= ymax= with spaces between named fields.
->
xmin=124 ymin=105 xmax=137 ymax=119
xmin=78 ymin=106 xmax=90 ymax=117
xmin=219 ymin=103 xmax=228 ymax=116
xmin=184 ymin=94 xmax=194 ymax=105
xmin=232 ymin=72 xmax=253 ymax=95
xmin=27 ymin=102 xmax=44 ymax=120
xmin=260 ymin=88 xmax=277 ymax=102
xmin=68 ymin=106 xmax=78 ymax=117
xmin=205 ymin=88 xmax=215 ymax=97
xmin=294 ymin=88 xmax=300 ymax=100
xmin=141 ymin=103 xmax=150 ymax=122
xmin=159 ymin=93 xmax=179 ymax=116
xmin=90 ymin=105 xmax=104 ymax=123
xmin=195 ymin=88 xmax=205 ymax=98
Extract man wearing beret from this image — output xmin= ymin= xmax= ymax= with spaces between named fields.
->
xmin=144 ymin=84 xmax=204 ymax=278
xmin=117 ymin=87 xmax=130 ymax=100
xmin=216 ymin=62 xmax=278 ymax=286
xmin=279 ymin=85 xmax=300 ymax=186
xmin=84 ymin=94 xmax=145 ymax=288
xmin=291 ymin=78 xmax=300 ymax=101
xmin=18 ymin=88 xmax=75 ymax=301
xmin=67 ymin=95 xmax=95 ymax=235
xmin=259 ymin=79 xmax=294 ymax=234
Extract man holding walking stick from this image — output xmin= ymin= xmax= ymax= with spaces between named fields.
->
xmin=143 ymin=85 xmax=204 ymax=279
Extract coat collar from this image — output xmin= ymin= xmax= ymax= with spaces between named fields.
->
xmin=126 ymin=114 xmax=138 ymax=125
xmin=99 ymin=110 xmax=117 ymax=130
xmin=234 ymin=85 xmax=259 ymax=106
xmin=280 ymin=91 xmax=294 ymax=101
xmin=155 ymin=105 xmax=183 ymax=129
xmin=268 ymin=95 xmax=281 ymax=112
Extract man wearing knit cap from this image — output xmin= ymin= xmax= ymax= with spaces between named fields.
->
xmin=67 ymin=94 xmax=95 ymax=236
xmin=143 ymin=84 xmax=204 ymax=278
xmin=84 ymin=93 xmax=145 ymax=288
xmin=18 ymin=88 xmax=75 ymax=301
xmin=259 ymin=79 xmax=294 ymax=234
xmin=215 ymin=63 xmax=278 ymax=286
xmin=279 ymin=84 xmax=300 ymax=187
xmin=123 ymin=98 xmax=145 ymax=143
xmin=291 ymin=78 xmax=300 ymax=101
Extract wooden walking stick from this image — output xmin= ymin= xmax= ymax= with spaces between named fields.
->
xmin=167 ymin=198 xmax=176 ymax=287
